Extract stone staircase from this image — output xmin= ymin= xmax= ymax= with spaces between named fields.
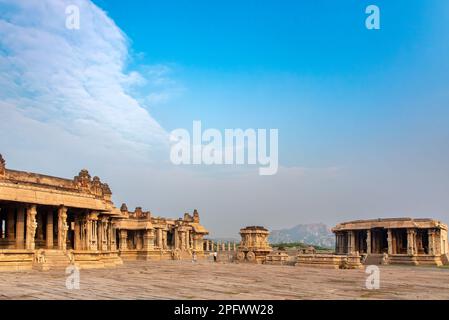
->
xmin=33 ymin=249 xmax=71 ymax=271
xmin=363 ymin=254 xmax=385 ymax=265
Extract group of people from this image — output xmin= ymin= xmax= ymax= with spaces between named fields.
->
xmin=191 ymin=251 xmax=218 ymax=263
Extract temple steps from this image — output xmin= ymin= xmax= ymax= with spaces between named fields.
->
xmin=363 ymin=254 xmax=385 ymax=265
xmin=33 ymin=249 xmax=71 ymax=271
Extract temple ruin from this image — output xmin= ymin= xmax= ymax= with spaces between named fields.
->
xmin=114 ymin=207 xmax=208 ymax=261
xmin=333 ymin=218 xmax=449 ymax=266
xmin=0 ymin=154 xmax=208 ymax=271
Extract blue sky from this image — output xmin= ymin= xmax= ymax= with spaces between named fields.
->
xmin=1 ymin=0 xmax=448 ymax=237
xmin=94 ymin=0 xmax=449 ymax=168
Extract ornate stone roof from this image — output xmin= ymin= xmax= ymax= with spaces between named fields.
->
xmin=332 ymin=217 xmax=448 ymax=232
xmin=0 ymin=153 xmax=114 ymax=211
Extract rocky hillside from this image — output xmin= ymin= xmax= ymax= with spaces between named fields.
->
xmin=269 ymin=223 xmax=335 ymax=248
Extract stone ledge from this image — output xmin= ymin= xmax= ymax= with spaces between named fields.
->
xmin=295 ymin=254 xmax=363 ymax=269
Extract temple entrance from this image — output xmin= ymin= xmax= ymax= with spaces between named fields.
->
xmin=393 ymin=229 xmax=408 ymax=254
xmin=416 ymin=229 xmax=429 ymax=254
xmin=371 ymin=228 xmax=388 ymax=254
xmin=167 ymin=230 xmax=174 ymax=248
xmin=354 ymin=230 xmax=367 ymax=254
xmin=127 ymin=230 xmax=136 ymax=249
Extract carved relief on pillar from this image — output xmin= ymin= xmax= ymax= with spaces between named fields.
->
xmin=58 ymin=206 xmax=68 ymax=251
xmin=191 ymin=234 xmax=204 ymax=251
xmin=108 ymin=221 xmax=116 ymax=251
xmin=407 ymin=229 xmax=416 ymax=256
xmin=98 ymin=217 xmax=109 ymax=251
xmin=143 ymin=229 xmax=155 ymax=251
xmin=366 ymin=230 xmax=371 ymax=254
xmin=162 ymin=230 xmax=167 ymax=249
xmin=387 ymin=229 xmax=393 ymax=255
xmin=87 ymin=212 xmax=99 ymax=251
xmin=428 ymin=229 xmax=436 ymax=256
xmin=119 ymin=229 xmax=128 ymax=250
xmin=26 ymin=205 xmax=37 ymax=250
xmin=80 ymin=217 xmax=88 ymax=251
xmin=179 ymin=230 xmax=185 ymax=250
xmin=174 ymin=228 xmax=180 ymax=249
xmin=185 ymin=230 xmax=191 ymax=250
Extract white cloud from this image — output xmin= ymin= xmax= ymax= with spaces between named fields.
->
xmin=0 ymin=0 xmax=169 ymax=158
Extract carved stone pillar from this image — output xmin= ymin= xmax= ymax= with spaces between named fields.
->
xmin=339 ymin=233 xmax=344 ymax=254
xmin=135 ymin=232 xmax=143 ymax=250
xmin=74 ymin=219 xmax=81 ymax=250
xmin=57 ymin=206 xmax=68 ymax=251
xmin=185 ymin=230 xmax=190 ymax=250
xmin=46 ymin=210 xmax=54 ymax=249
xmin=156 ymin=228 xmax=163 ymax=248
xmin=25 ymin=205 xmax=37 ymax=250
xmin=387 ymin=229 xmax=393 ymax=255
xmin=179 ymin=230 xmax=185 ymax=250
xmin=162 ymin=230 xmax=167 ymax=249
xmin=143 ymin=229 xmax=155 ymax=251
xmin=174 ymin=228 xmax=179 ymax=249
xmin=197 ymin=235 xmax=205 ymax=251
xmin=335 ymin=233 xmax=339 ymax=254
xmin=337 ymin=234 xmax=341 ymax=253
xmin=366 ymin=230 xmax=371 ymax=254
xmin=107 ymin=221 xmax=115 ymax=251
xmin=7 ymin=208 xmax=15 ymax=241
xmin=347 ymin=231 xmax=355 ymax=254
xmin=99 ymin=218 xmax=108 ymax=251
xmin=233 ymin=242 xmax=236 ymax=251
xmin=221 ymin=242 xmax=226 ymax=251
xmin=103 ymin=219 xmax=109 ymax=251
xmin=91 ymin=219 xmax=98 ymax=251
xmin=407 ymin=229 xmax=416 ymax=255
xmin=16 ymin=207 xmax=25 ymax=249
xmin=428 ymin=229 xmax=436 ymax=255
xmin=119 ymin=229 xmax=128 ymax=250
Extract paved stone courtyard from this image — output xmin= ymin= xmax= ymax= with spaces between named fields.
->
xmin=0 ymin=260 xmax=448 ymax=300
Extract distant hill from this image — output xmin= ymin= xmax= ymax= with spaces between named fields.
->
xmin=269 ymin=223 xmax=335 ymax=249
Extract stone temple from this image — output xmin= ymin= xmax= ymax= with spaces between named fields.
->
xmin=332 ymin=218 xmax=449 ymax=266
xmin=0 ymin=154 xmax=208 ymax=271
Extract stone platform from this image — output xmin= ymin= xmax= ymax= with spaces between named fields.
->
xmin=0 ymin=260 xmax=448 ymax=299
